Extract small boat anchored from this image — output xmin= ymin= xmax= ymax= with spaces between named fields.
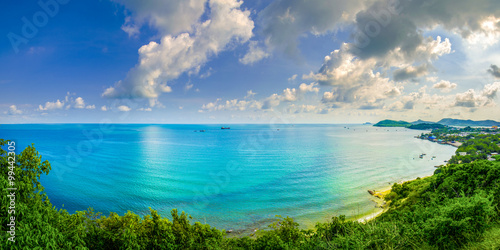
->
xmin=221 ymin=127 xmax=230 ymax=129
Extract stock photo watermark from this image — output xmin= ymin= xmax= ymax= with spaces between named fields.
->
xmin=6 ymin=141 xmax=17 ymax=243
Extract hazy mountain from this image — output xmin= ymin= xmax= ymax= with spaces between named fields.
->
xmin=437 ymin=118 xmax=500 ymax=127
xmin=411 ymin=119 xmax=436 ymax=125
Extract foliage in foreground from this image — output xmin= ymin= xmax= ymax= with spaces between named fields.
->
xmin=1 ymin=139 xmax=500 ymax=249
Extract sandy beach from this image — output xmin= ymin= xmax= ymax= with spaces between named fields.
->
xmin=356 ymin=175 xmax=434 ymax=223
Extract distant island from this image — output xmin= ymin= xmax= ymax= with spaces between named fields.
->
xmin=373 ymin=120 xmax=411 ymax=127
xmin=374 ymin=118 xmax=500 ymax=129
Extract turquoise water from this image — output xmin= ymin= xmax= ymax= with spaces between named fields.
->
xmin=0 ymin=124 xmax=456 ymax=231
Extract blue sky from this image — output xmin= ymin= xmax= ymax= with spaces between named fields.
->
xmin=1 ymin=0 xmax=500 ymax=124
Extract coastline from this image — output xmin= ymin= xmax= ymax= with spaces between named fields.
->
xmin=355 ymin=174 xmax=434 ymax=223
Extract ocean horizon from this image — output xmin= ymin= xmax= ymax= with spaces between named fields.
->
xmin=0 ymin=124 xmax=457 ymax=233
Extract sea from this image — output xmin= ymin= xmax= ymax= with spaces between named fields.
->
xmin=0 ymin=124 xmax=457 ymax=233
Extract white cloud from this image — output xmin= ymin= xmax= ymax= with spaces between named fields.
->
xmin=201 ymin=98 xmax=262 ymax=112
xmin=138 ymin=107 xmax=152 ymax=111
xmin=8 ymin=105 xmax=22 ymax=115
xmin=39 ymin=95 xmax=96 ymax=111
xmin=74 ymin=97 xmax=85 ymax=109
xmin=118 ymin=105 xmax=132 ymax=112
xmin=113 ymin=0 xmax=206 ymax=36
xmin=101 ymin=106 xmax=108 ymax=111
xmin=281 ymin=88 xmax=298 ymax=102
xmin=453 ymin=82 xmax=500 ymax=108
xmin=432 ymin=80 xmax=457 ymax=93
xmin=202 ymin=82 xmax=321 ymax=112
xmin=244 ymin=90 xmax=256 ymax=98
xmin=288 ymin=74 xmax=298 ymax=82
xmin=38 ymin=99 xmax=64 ymax=111
xmin=299 ymin=82 xmax=320 ymax=93
xmin=304 ymin=35 xmax=452 ymax=109
xmin=465 ymin=16 xmax=500 ymax=48
xmin=103 ymin=0 xmax=254 ymax=102
xmin=239 ymin=41 xmax=270 ymax=65
xmin=261 ymin=94 xmax=281 ymax=110
xmin=281 ymin=83 xmax=319 ymax=102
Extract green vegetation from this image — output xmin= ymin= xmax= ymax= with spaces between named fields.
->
xmin=2 ymin=138 xmax=500 ymax=249
xmin=408 ymin=123 xmax=445 ymax=130
xmin=373 ymin=120 xmax=411 ymax=127
xmin=448 ymin=134 xmax=500 ymax=164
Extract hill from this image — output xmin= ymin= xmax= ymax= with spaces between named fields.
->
xmin=438 ymin=118 xmax=500 ymax=127
xmin=408 ymin=123 xmax=445 ymax=130
xmin=373 ymin=120 xmax=411 ymax=127
xmin=411 ymin=119 xmax=436 ymax=125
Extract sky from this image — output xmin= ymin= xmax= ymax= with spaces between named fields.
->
xmin=1 ymin=0 xmax=500 ymax=124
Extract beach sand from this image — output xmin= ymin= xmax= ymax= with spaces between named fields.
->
xmin=356 ymin=175 xmax=433 ymax=223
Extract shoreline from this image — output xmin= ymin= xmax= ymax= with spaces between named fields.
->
xmin=355 ymin=174 xmax=434 ymax=223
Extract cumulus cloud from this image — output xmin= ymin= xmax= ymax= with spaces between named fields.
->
xmin=38 ymin=99 xmax=64 ymax=111
xmin=261 ymin=94 xmax=281 ymax=109
xmin=386 ymin=87 xmax=430 ymax=111
xmin=138 ymin=107 xmax=152 ymax=111
xmin=101 ymin=106 xmax=108 ymax=111
xmin=465 ymin=16 xmax=500 ymax=48
xmin=280 ymin=83 xmax=319 ymax=102
xmin=103 ymin=0 xmax=254 ymax=102
xmin=258 ymin=0 xmax=368 ymax=56
xmin=453 ymin=82 xmax=500 ymax=108
xmin=432 ymin=80 xmax=457 ymax=93
xmin=454 ymin=89 xmax=485 ymax=108
xmin=350 ymin=0 xmax=499 ymax=59
xmin=393 ymin=64 xmax=429 ymax=81
xmin=305 ymin=44 xmax=402 ymax=108
xmin=239 ymin=41 xmax=270 ymax=65
xmin=113 ymin=0 xmax=206 ymax=36
xmin=488 ymin=64 xmax=500 ymax=78
xmin=74 ymin=97 xmax=86 ymax=109
xmin=8 ymin=105 xmax=22 ymax=115
xmin=304 ymin=34 xmax=451 ymax=109
xmin=299 ymin=82 xmax=320 ymax=93
xmin=118 ymin=105 xmax=132 ymax=112
xmin=202 ymin=82 xmax=320 ymax=112
xmin=39 ymin=95 xmax=95 ymax=110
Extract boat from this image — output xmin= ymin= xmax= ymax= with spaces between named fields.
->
xmin=221 ymin=127 xmax=230 ymax=129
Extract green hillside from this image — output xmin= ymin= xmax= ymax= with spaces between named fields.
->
xmin=373 ymin=119 xmax=412 ymax=127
